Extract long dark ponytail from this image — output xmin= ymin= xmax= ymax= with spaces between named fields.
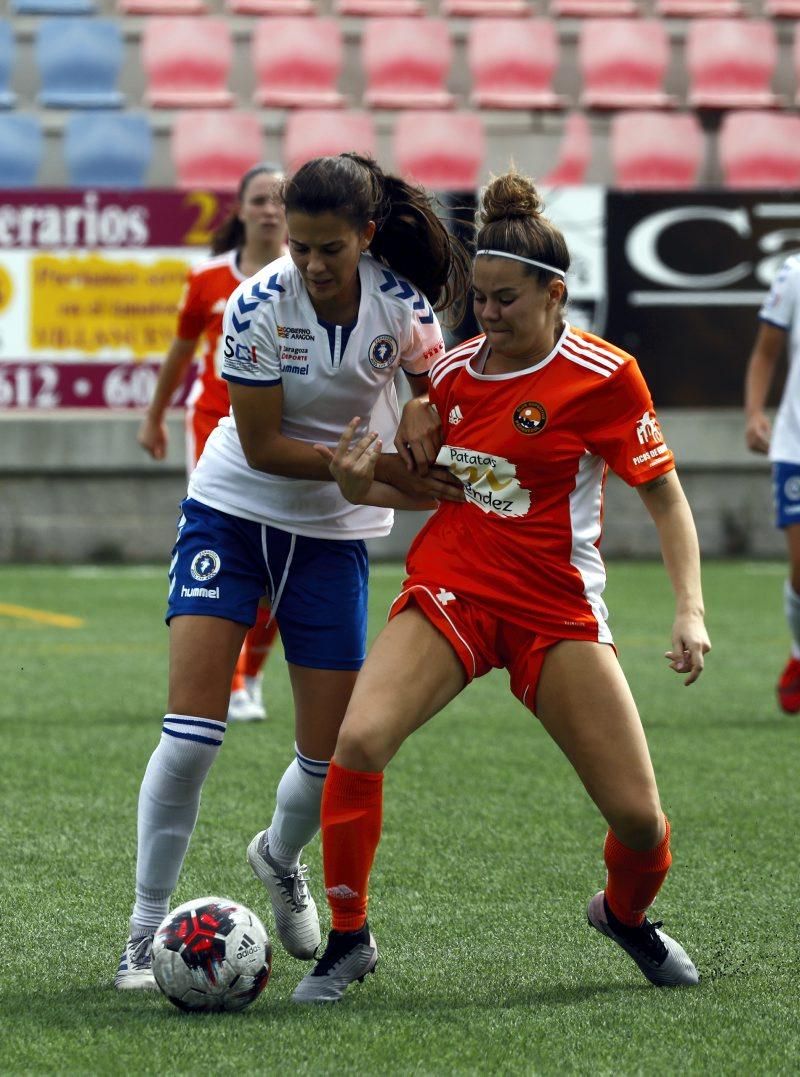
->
xmin=282 ymin=153 xmax=471 ymax=325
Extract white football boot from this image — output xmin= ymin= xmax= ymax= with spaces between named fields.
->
xmin=247 ymin=831 xmax=320 ymax=959
xmin=244 ymin=674 xmax=268 ymax=720
xmin=114 ymin=933 xmax=158 ymax=990
xmin=292 ymin=924 xmax=378 ymax=1003
xmin=587 ymin=891 xmax=699 ymax=986
xmin=227 ymin=687 xmax=265 ymax=722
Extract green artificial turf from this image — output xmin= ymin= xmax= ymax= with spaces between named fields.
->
xmin=1 ymin=560 xmax=798 ymax=1075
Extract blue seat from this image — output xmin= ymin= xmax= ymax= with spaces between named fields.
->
xmin=0 ymin=115 xmax=43 ymax=186
xmin=0 ymin=21 xmax=17 ymax=108
xmin=13 ymin=0 xmax=96 ymax=12
xmin=36 ymin=18 xmax=124 ymax=108
xmin=64 ymin=112 xmax=152 ymax=187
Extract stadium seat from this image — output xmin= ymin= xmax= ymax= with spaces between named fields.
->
xmin=0 ymin=114 xmax=43 ymax=187
xmin=468 ymin=18 xmax=564 ymax=110
xmin=393 ymin=111 xmax=485 ymax=189
xmin=226 ymin=0 xmax=312 ymax=11
xmin=64 ymin=111 xmax=152 ymax=187
xmin=579 ymin=19 xmax=675 ymax=109
xmin=172 ymin=110 xmax=264 ymax=190
xmin=686 ymin=19 xmax=781 ymax=109
xmin=611 ymin=110 xmax=704 ymax=188
xmin=335 ymin=0 xmax=423 ymax=13
xmin=142 ymin=18 xmax=234 ymax=108
xmin=13 ymin=0 xmax=95 ymax=12
xmin=0 ymin=21 xmax=16 ymax=109
xmin=36 ymin=18 xmax=124 ymax=109
xmin=540 ymin=112 xmax=592 ymax=185
xmin=252 ymin=18 xmax=344 ymax=108
xmin=283 ymin=110 xmax=376 ymax=173
xmin=363 ymin=19 xmax=453 ymax=109
xmin=718 ymin=110 xmax=800 ymax=188
xmin=765 ymin=0 xmax=800 ymax=14
xmin=118 ymin=0 xmax=206 ymax=13
xmin=551 ymin=0 xmax=638 ymax=15
xmin=443 ymin=0 xmax=529 ymax=15
xmin=656 ymin=0 xmax=742 ymax=14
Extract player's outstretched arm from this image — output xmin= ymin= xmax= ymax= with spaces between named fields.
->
xmin=137 ymin=337 xmax=197 ymax=460
xmin=637 ymin=469 xmax=711 ymax=686
xmin=316 ymin=418 xmax=437 ymax=510
xmin=744 ymin=322 xmax=785 ymax=454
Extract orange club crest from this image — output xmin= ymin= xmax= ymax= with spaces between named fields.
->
xmin=513 ymin=401 xmax=547 ymax=435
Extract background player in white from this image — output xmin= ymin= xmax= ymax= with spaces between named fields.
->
xmin=292 ymin=171 xmax=710 ymax=1003
xmin=137 ymin=163 xmax=286 ymax=722
xmin=115 ymin=153 xmax=470 ymax=989
xmin=745 ymin=254 xmax=800 ymax=713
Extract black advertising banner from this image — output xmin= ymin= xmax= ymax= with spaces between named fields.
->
xmin=605 ymin=192 xmax=800 ymax=407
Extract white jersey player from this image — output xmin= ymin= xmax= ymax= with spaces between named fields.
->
xmin=115 ymin=153 xmax=470 ymax=990
xmin=189 ymin=250 xmax=443 ymax=538
xmin=744 ymin=253 xmax=800 ymax=711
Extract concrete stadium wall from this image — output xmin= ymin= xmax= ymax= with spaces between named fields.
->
xmin=0 ymin=409 xmax=783 ymax=564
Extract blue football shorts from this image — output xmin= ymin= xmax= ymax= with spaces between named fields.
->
xmin=772 ymin=462 xmax=800 ymax=529
xmin=166 ymin=497 xmax=368 ymax=670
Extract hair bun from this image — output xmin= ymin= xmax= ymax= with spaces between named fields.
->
xmin=480 ymin=172 xmax=544 ymax=225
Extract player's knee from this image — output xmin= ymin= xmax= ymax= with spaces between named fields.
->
xmin=334 ymin=718 xmax=391 ymax=773
xmin=609 ymin=803 xmax=665 ymax=851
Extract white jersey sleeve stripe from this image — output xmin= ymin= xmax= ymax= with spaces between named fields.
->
xmin=564 ymin=333 xmax=623 ymax=371
xmin=431 ymin=357 xmax=469 ymax=389
xmin=561 ymin=346 xmax=615 ymax=378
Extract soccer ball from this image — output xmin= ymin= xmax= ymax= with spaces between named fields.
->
xmin=152 ymin=896 xmax=272 ymax=1013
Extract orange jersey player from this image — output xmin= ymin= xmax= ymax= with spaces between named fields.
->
xmin=398 ymin=324 xmax=675 ymax=649
xmin=137 ymin=163 xmax=286 ymax=722
xmin=293 ymin=170 xmax=711 ymax=1005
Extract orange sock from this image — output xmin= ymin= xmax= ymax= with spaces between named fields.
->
xmin=322 ymin=760 xmax=383 ymax=932
xmin=242 ymin=607 xmax=278 ymax=679
xmin=604 ymin=817 xmax=672 ymax=927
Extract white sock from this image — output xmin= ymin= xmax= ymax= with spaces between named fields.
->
xmin=266 ymin=747 xmax=329 ymax=870
xmin=784 ymin=581 xmax=800 ymax=659
xmin=130 ymin=714 xmax=225 ymax=935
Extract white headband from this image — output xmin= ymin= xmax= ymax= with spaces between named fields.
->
xmin=475 ymin=249 xmax=567 ymax=279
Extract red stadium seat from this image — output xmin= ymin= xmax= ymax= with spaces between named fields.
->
xmin=551 ymin=0 xmax=638 ymax=15
xmin=172 ymin=110 xmax=264 ymax=190
xmin=283 ymin=110 xmax=377 ymax=173
xmin=579 ymin=19 xmax=675 ymax=109
xmin=226 ymin=0 xmax=313 ymax=12
xmin=363 ymin=19 xmax=453 ymax=109
xmin=718 ymin=110 xmax=800 ymax=188
xmin=335 ymin=0 xmax=423 ymax=14
xmin=765 ymin=0 xmax=800 ymax=14
xmin=540 ymin=112 xmax=592 ymax=185
xmin=252 ymin=17 xmax=344 ymax=108
xmin=468 ymin=18 xmax=565 ymax=109
xmin=118 ymin=0 xmax=206 ymax=13
xmin=443 ymin=0 xmax=529 ymax=15
xmin=686 ymin=19 xmax=782 ymax=109
xmin=142 ymin=18 xmax=233 ymax=108
xmin=611 ymin=110 xmax=704 ymax=188
xmin=656 ymin=0 xmax=742 ymax=14
xmin=393 ymin=110 xmax=485 ymax=189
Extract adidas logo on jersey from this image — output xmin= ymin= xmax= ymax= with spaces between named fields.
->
xmin=449 ymin=405 xmax=464 ymax=425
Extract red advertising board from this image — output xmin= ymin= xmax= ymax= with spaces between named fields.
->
xmin=0 ymin=189 xmax=235 ymax=409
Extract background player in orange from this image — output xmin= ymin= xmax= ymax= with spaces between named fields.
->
xmin=293 ymin=171 xmax=711 ymax=1003
xmin=137 ymin=163 xmax=286 ymax=722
